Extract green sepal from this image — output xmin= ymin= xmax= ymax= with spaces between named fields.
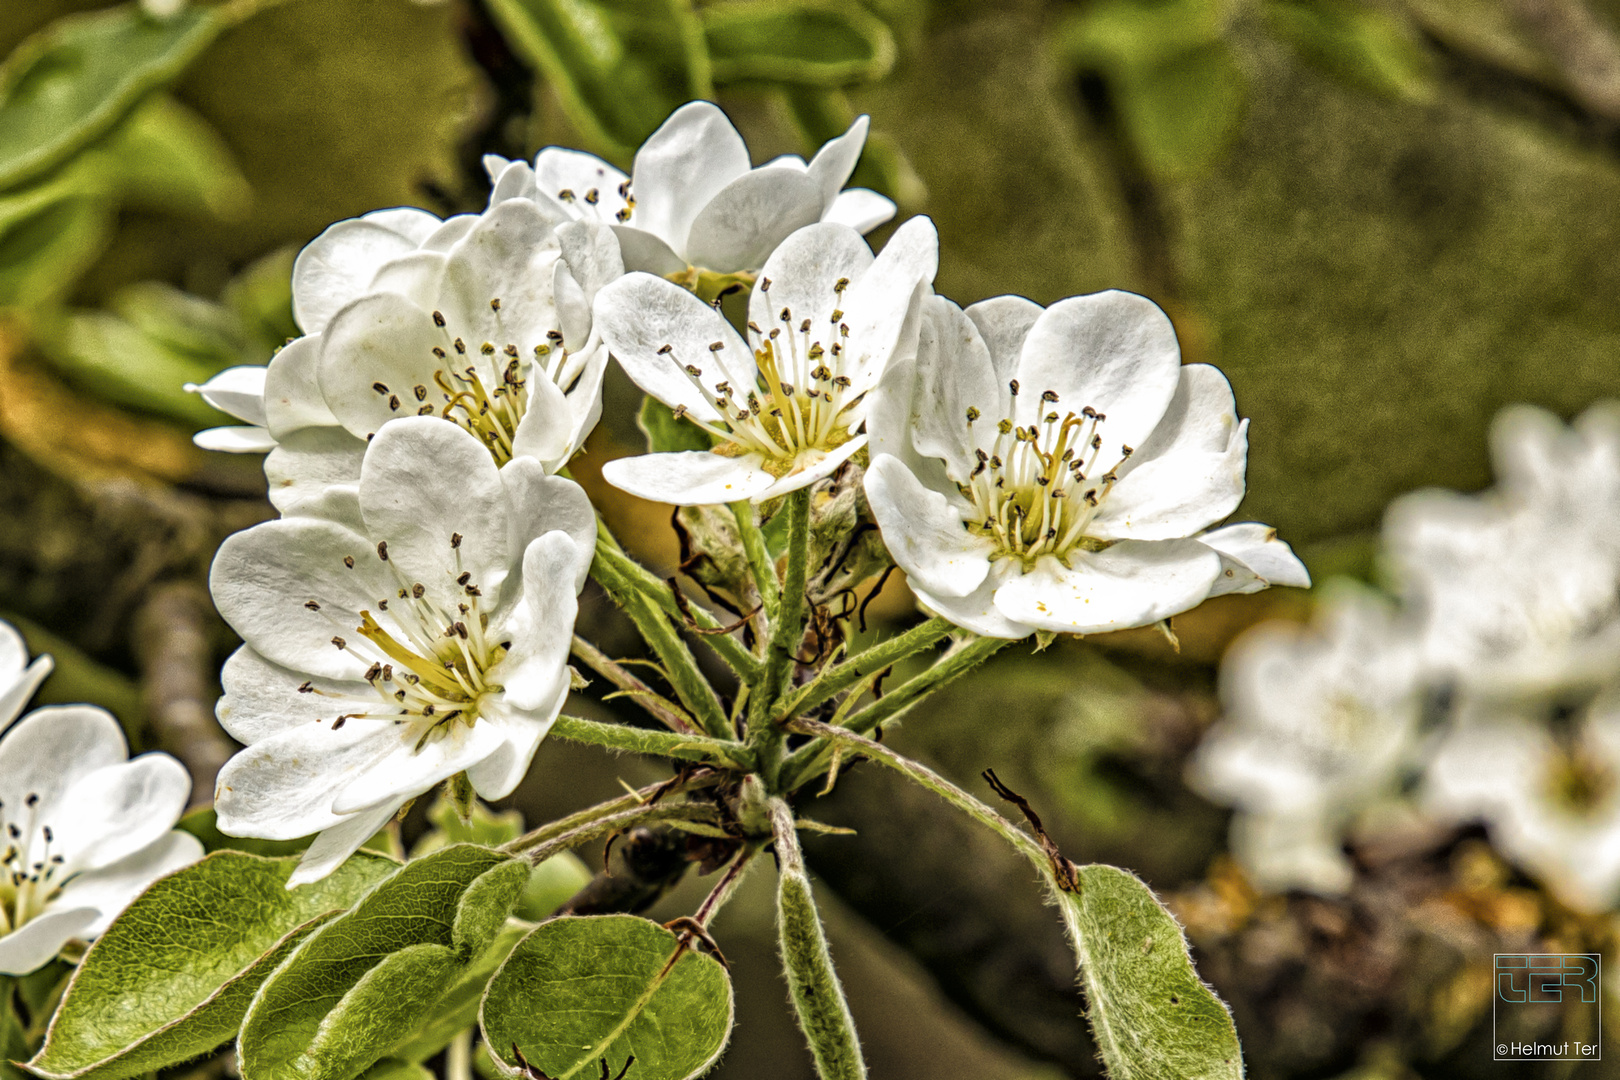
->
xmin=0 ymin=5 xmax=223 ymax=191
xmin=1057 ymin=865 xmax=1243 ymax=1080
xmin=238 ymin=845 xmax=529 ymax=1080
xmin=481 ymin=914 xmax=734 ymax=1080
xmin=703 ymin=0 xmax=896 ymax=87
xmin=26 ymin=851 xmax=399 ymax=1080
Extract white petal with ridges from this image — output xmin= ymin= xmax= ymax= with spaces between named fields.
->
xmin=263 ymin=335 xmax=340 ymax=437
xmin=0 ymin=908 xmax=97 ymax=975
xmin=992 ymin=540 xmax=1222 ymax=634
xmin=602 ymin=450 xmax=778 ymax=506
xmin=594 ymin=273 xmax=753 ymax=423
xmin=293 ymin=211 xmax=442 ymax=334
xmin=823 ymin=189 xmax=895 ymax=233
xmin=685 ymin=168 xmax=824 ymax=273
xmin=287 ymin=801 xmax=399 ymax=888
xmin=500 ymin=464 xmax=596 ymax=591
xmin=186 ymin=365 xmax=267 ymax=425
xmin=630 ymin=102 xmax=751 ymax=256
xmin=53 ymin=754 xmax=191 ymax=873
xmin=192 ymin=426 xmax=276 ymax=453
xmin=865 ymin=454 xmax=991 ymax=599
xmin=0 ymin=707 xmax=128 ymax=818
xmin=805 ymin=115 xmax=869 ymax=209
xmin=1201 ymin=523 xmax=1312 ymax=597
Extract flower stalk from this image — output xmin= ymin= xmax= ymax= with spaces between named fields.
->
xmin=749 ymin=488 xmax=812 ymax=789
xmin=769 ymin=797 xmax=867 ymax=1080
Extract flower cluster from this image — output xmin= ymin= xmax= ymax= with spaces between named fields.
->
xmin=1193 ymin=402 xmax=1620 ymax=912
xmin=195 ymin=100 xmax=1307 ymax=883
xmin=0 ymin=621 xmax=200 ymax=974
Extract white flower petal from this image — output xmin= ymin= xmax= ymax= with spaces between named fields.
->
xmin=186 ymin=365 xmax=268 ymax=426
xmin=684 ymin=168 xmax=824 ymax=273
xmin=822 ymin=189 xmax=896 ymax=233
xmin=210 ymin=517 xmax=384 ymax=679
xmin=192 ymin=426 xmax=277 ymax=453
xmin=1200 ymin=523 xmax=1312 ymax=597
xmin=609 ymin=226 xmax=687 ymax=276
xmin=630 ymin=101 xmax=751 ymax=256
xmin=58 ymin=831 xmax=205 ymax=936
xmin=964 ymin=294 xmax=1043 ymax=388
xmin=318 ymin=291 xmax=446 ymax=441
xmin=214 ymin=721 xmax=400 ymax=839
xmin=865 ymin=454 xmax=991 ymax=599
xmin=553 ymin=259 xmax=592 ymax=351
xmin=263 ymin=427 xmax=367 ymax=518
xmin=422 ymin=215 xmax=482 ymax=252
xmin=287 ymin=801 xmax=399 ymax=888
xmin=293 ymin=211 xmax=442 ymax=334
xmin=556 ymin=222 xmax=626 ymax=310
xmin=366 ymin=250 xmax=449 ymax=309
xmin=1089 ymin=364 xmax=1247 ymax=541
xmin=0 ymin=707 xmax=129 ymax=820
xmin=534 ymin=147 xmax=629 ymax=207
xmin=911 ymin=561 xmax=1033 ymax=639
xmin=465 ymin=685 xmax=566 ymax=801
xmin=358 ymin=418 xmax=511 ymax=612
xmin=992 ymin=540 xmax=1223 ymax=634
xmin=1230 ymin=813 xmax=1354 ymax=896
xmin=910 ymin=296 xmax=999 ymax=480
xmin=805 ymin=116 xmax=869 ymax=210
xmin=507 ymin=370 xmax=576 ymax=472
xmin=0 ymin=908 xmax=97 ymax=975
xmin=0 ymin=654 xmax=51 ymax=735
xmin=500 ymin=464 xmax=597 ymax=592
xmin=594 ymin=273 xmax=753 ymax=423
xmin=601 ymin=450 xmax=779 ymax=506
xmin=330 ymin=717 xmax=509 ymax=816
xmin=488 ymin=157 xmax=538 ymax=204
xmin=218 ymin=646 xmax=362 ymax=744
xmin=263 ymin=335 xmax=340 ymax=438
xmin=754 ymin=434 xmax=871 ymax=502
xmin=747 ymin=223 xmax=874 ymax=354
xmin=1012 ymin=291 xmax=1182 ymax=477
xmin=495 ymin=531 xmax=581 ymax=715
xmin=438 ymin=199 xmax=562 ymax=349
xmin=839 ymin=216 xmax=938 ymax=387
xmin=54 ymin=753 xmax=191 ymax=873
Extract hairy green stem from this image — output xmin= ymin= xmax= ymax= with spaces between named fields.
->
xmin=748 ymin=489 xmax=812 ymax=789
xmin=570 ymin=635 xmax=697 ymax=734
xmin=773 ymin=616 xmax=953 ymax=724
xmin=504 ymin=801 xmax=723 ymax=864
xmin=783 ymin=719 xmax=1046 ymax=869
xmin=768 ymin=798 xmax=867 ymax=1080
xmin=780 ymin=635 xmax=1013 ymax=791
xmin=593 ymin=529 xmax=762 ymax=680
xmin=730 ymin=501 xmax=781 ymax=624
xmin=591 ymin=536 xmax=734 ymax=741
xmin=550 ymin=714 xmax=752 ymax=770
xmin=501 ymin=775 xmax=717 ymax=855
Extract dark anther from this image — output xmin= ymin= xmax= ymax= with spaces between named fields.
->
xmin=377 ymin=541 xmax=389 ymax=561
xmin=451 ymin=533 xmax=463 ymax=548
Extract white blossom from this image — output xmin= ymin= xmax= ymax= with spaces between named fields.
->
xmin=593 ymin=217 xmax=938 ymax=505
xmin=1189 ymin=585 xmax=1425 ymax=895
xmin=1426 ymin=691 xmax=1620 ymax=913
xmin=0 ymin=621 xmax=200 ymax=974
xmin=0 ymin=620 xmax=52 ymax=732
xmin=209 ymin=418 xmax=594 ymax=885
xmin=484 ymin=102 xmax=895 ymax=277
xmin=1385 ymin=402 xmax=1620 ymax=698
xmin=863 ymin=292 xmax=1308 ymax=638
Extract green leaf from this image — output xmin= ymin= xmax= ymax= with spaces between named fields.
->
xmin=638 ymin=394 xmax=713 ymax=453
xmin=412 ymin=793 xmax=525 ymax=857
xmin=386 ymin=925 xmax=526 ymax=1065
xmin=514 ymin=851 xmax=592 ymax=922
xmin=1053 ymin=0 xmax=1223 ymax=76
xmin=1263 ymin=0 xmax=1434 ymax=101
xmin=90 ymin=93 xmax=251 ymax=220
xmin=484 ymin=0 xmax=712 ymax=160
xmin=35 ymin=306 xmax=230 ymax=425
xmin=27 ymin=851 xmax=398 ymax=1080
xmin=481 ymin=914 xmax=733 ymax=1080
xmin=356 ymin=1062 xmax=434 ymax=1080
xmin=703 ymin=0 xmax=896 ymax=87
xmin=1056 ymin=865 xmax=1243 ymax=1080
xmin=0 ymin=196 xmax=111 ymax=310
xmin=239 ymin=845 xmax=529 ymax=1080
xmin=1114 ymin=42 xmax=1247 ymax=181
xmin=0 ymin=5 xmax=223 ymax=191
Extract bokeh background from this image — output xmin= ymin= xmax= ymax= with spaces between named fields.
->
xmin=3 ymin=0 xmax=1620 ymax=1076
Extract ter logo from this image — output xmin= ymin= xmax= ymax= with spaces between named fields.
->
xmin=1497 ymin=954 xmax=1600 ymax=1004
